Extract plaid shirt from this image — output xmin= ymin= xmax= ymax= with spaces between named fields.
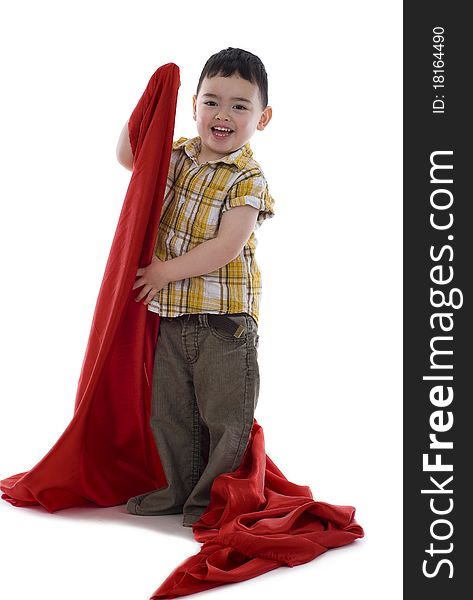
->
xmin=147 ymin=136 xmax=275 ymax=325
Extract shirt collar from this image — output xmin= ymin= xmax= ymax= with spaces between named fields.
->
xmin=175 ymin=136 xmax=253 ymax=171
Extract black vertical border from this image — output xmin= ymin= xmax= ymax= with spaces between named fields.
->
xmin=404 ymin=2 xmax=470 ymax=598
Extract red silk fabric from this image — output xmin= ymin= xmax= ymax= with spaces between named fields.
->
xmin=1 ymin=63 xmax=364 ymax=598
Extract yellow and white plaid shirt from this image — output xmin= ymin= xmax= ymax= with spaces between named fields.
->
xmin=147 ymin=136 xmax=275 ymax=325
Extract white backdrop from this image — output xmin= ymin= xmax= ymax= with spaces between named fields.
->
xmin=0 ymin=1 xmax=402 ymax=598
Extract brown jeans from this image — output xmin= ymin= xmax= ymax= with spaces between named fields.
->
xmin=126 ymin=312 xmax=259 ymax=526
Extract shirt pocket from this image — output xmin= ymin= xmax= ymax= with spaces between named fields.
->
xmin=191 ymin=189 xmax=227 ymax=241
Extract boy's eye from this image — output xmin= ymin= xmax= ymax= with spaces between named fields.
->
xmin=203 ymin=101 xmax=247 ymax=110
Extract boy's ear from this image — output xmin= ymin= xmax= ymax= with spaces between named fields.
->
xmin=257 ymin=106 xmax=272 ymax=131
xmin=192 ymin=95 xmax=197 ymax=120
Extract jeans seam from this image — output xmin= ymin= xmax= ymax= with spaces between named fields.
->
xmin=230 ymin=331 xmax=252 ymax=471
xmin=191 ymin=394 xmax=201 ymax=488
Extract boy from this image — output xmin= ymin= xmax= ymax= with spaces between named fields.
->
xmin=116 ymin=48 xmax=275 ymax=527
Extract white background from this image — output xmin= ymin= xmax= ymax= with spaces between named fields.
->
xmin=0 ymin=1 xmax=402 ymax=598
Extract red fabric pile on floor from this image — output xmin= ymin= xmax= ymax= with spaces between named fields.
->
xmin=1 ymin=62 xmax=364 ymax=598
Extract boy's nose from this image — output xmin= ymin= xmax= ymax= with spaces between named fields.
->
xmin=215 ymin=111 xmax=230 ymax=121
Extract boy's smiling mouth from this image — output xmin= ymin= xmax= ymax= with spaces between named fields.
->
xmin=211 ymin=126 xmax=233 ymax=138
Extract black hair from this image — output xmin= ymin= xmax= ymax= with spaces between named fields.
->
xmin=196 ymin=47 xmax=268 ymax=109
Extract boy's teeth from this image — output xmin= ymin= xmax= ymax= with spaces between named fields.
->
xmin=213 ymin=127 xmax=232 ymax=137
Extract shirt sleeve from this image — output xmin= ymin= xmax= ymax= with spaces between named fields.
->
xmin=222 ymin=170 xmax=276 ymax=229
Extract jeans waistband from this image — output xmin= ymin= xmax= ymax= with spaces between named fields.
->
xmin=161 ymin=312 xmax=253 ymax=338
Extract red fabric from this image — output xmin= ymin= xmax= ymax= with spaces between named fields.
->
xmin=1 ymin=62 xmax=364 ymax=598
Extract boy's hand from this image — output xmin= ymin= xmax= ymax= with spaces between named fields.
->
xmin=133 ymin=256 xmax=170 ymax=305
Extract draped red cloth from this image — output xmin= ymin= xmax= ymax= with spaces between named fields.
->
xmin=1 ymin=62 xmax=364 ymax=598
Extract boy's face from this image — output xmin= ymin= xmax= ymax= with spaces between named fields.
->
xmin=192 ymin=74 xmax=272 ymax=162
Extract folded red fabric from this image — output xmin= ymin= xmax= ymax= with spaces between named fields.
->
xmin=1 ymin=62 xmax=364 ymax=598
xmin=151 ymin=420 xmax=364 ymax=598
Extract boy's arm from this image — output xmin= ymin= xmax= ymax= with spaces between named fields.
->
xmin=163 ymin=206 xmax=259 ymax=282
xmin=116 ymin=120 xmax=134 ymax=171
xmin=117 ymin=81 xmax=181 ymax=172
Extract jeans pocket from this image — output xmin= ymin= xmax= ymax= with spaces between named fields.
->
xmin=207 ymin=313 xmax=249 ymax=343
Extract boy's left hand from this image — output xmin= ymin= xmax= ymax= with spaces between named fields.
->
xmin=133 ymin=256 xmax=170 ymax=305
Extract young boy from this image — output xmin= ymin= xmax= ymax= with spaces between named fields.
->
xmin=116 ymin=47 xmax=275 ymax=527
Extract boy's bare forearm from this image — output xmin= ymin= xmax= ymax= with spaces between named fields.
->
xmin=162 ymin=238 xmax=237 ymax=283
xmin=116 ymin=120 xmax=134 ymax=171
